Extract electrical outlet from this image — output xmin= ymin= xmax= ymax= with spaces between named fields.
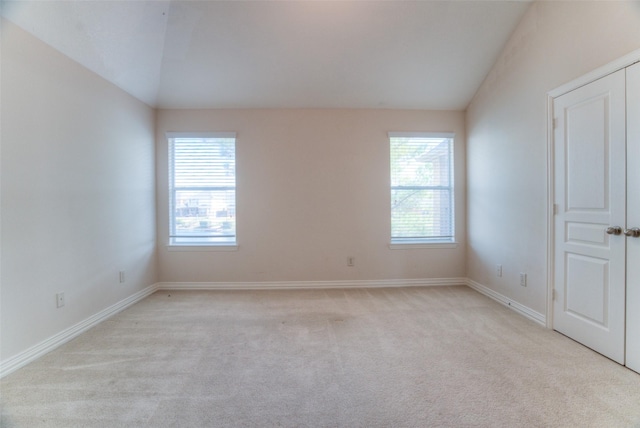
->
xmin=520 ymin=273 xmax=527 ymax=287
xmin=56 ymin=292 xmax=65 ymax=308
xmin=119 ymin=271 xmax=125 ymax=283
xmin=347 ymin=256 xmax=355 ymax=267
xmin=496 ymin=264 xmax=502 ymax=277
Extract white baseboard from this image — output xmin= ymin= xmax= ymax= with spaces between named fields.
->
xmin=157 ymin=277 xmax=467 ymax=291
xmin=466 ymin=279 xmax=546 ymax=326
xmin=1 ymin=277 xmax=546 ymax=379
xmin=0 ymin=283 xmax=159 ymax=379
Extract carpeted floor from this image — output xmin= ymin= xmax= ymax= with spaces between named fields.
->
xmin=1 ymin=286 xmax=640 ymax=427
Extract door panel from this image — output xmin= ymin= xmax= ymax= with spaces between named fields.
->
xmin=566 ymin=222 xmax=609 ymax=246
xmin=566 ymin=98 xmax=608 ymax=210
xmin=565 ymin=253 xmax=608 ymax=326
xmin=626 ymin=62 xmax=640 ymax=373
xmin=554 ymin=69 xmax=626 ymax=364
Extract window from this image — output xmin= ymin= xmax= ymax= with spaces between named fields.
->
xmin=167 ymin=132 xmax=236 ymax=246
xmin=389 ymin=132 xmax=454 ymax=244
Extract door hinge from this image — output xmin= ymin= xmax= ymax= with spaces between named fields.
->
xmin=553 ymin=204 xmax=558 ymax=215
xmin=553 ymin=118 xmax=557 ymax=129
xmin=552 ymin=289 xmax=556 ymax=301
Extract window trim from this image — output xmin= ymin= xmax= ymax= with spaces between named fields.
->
xmin=166 ymin=131 xmax=238 ymax=248
xmin=166 ymin=244 xmax=239 ymax=252
xmin=388 ymin=242 xmax=458 ymax=250
xmin=389 ymin=131 xmax=455 ymax=246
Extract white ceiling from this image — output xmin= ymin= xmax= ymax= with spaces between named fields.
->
xmin=1 ymin=0 xmax=531 ymax=110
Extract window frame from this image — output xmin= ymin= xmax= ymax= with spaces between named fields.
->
xmin=166 ymin=131 xmax=238 ymax=249
xmin=388 ymin=132 xmax=456 ymax=248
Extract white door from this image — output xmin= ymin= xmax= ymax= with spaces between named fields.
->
xmin=626 ymin=62 xmax=640 ymax=373
xmin=553 ymin=69 xmax=627 ymax=364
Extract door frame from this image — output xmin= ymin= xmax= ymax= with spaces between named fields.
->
xmin=546 ymin=49 xmax=640 ymax=329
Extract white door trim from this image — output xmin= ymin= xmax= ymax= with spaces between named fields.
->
xmin=626 ymin=63 xmax=640 ymax=373
xmin=549 ymin=49 xmax=640 ymax=98
xmin=546 ymin=48 xmax=640 ymax=330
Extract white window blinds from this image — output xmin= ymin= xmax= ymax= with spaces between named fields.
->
xmin=390 ymin=133 xmax=454 ymax=243
xmin=168 ymin=133 xmax=236 ymax=245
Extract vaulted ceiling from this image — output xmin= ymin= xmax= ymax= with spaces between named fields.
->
xmin=1 ymin=0 xmax=531 ymax=110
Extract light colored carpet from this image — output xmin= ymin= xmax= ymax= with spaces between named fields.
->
xmin=1 ymin=286 xmax=640 ymax=427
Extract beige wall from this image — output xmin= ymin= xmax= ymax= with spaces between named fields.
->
xmin=14 ymin=0 xmax=632 ymax=367
xmin=466 ymin=1 xmax=640 ymax=315
xmin=0 ymin=20 xmax=158 ymax=362
xmin=156 ymin=109 xmax=466 ymax=283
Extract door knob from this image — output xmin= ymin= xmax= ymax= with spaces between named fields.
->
xmin=606 ymin=226 xmax=623 ymax=235
xmin=624 ymin=227 xmax=640 ymax=238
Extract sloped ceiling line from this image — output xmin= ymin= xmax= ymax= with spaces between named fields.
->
xmin=1 ymin=0 xmax=531 ymax=110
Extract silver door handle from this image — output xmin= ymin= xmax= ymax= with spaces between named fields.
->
xmin=624 ymin=227 xmax=640 ymax=238
xmin=606 ymin=226 xmax=623 ymax=235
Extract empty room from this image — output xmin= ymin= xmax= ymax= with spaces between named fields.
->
xmin=2 ymin=0 xmax=640 ymax=426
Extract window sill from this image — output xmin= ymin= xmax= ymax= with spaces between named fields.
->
xmin=388 ymin=242 xmax=458 ymax=250
xmin=167 ymin=245 xmax=238 ymax=252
